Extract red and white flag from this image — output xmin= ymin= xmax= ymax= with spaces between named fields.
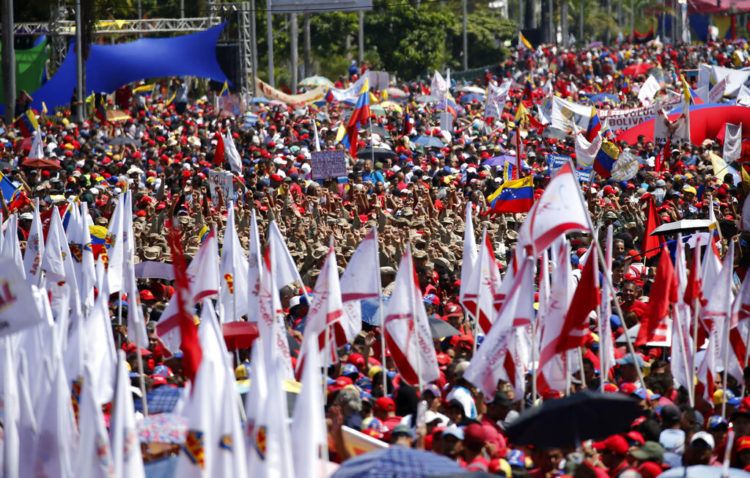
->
xmin=257 ymin=247 xmax=294 ymax=381
xmin=556 ymin=242 xmax=600 ymax=353
xmin=518 ymin=162 xmax=591 ymax=255
xmin=671 ymin=235 xmax=695 ymax=400
xmin=636 ymin=247 xmax=678 ymax=346
xmin=697 ymin=242 xmax=734 ymax=400
xmin=383 ymin=247 xmax=439 ymax=387
xmin=164 ymin=225 xmax=204 ymax=383
xmin=299 ymin=243 xmax=346 ymax=370
xmin=464 ymin=228 xmax=504 ymax=334
xmin=220 ymin=203 xmax=249 ymax=322
xmin=464 ymin=255 xmax=533 ymax=400
xmin=599 ymin=226 xmax=616 ymax=384
xmin=156 ymin=228 xmax=220 ymax=352
xmin=223 ymin=128 xmax=243 ymax=174
xmin=537 ymin=241 xmax=574 ymax=394
xmin=459 ymin=203 xmax=478 ymax=310
xmin=340 ymin=227 xmax=381 ymax=341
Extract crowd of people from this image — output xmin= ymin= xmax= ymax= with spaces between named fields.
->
xmin=4 ymin=36 xmax=750 ymax=478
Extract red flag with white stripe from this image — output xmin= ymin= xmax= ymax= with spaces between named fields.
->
xmin=340 ymin=227 xmax=381 ymax=341
xmin=463 ymin=229 xmax=504 ymax=334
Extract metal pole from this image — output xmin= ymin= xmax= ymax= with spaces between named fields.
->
xmin=578 ymin=0 xmax=584 ymax=44
xmin=518 ymin=0 xmax=524 ymax=32
xmin=267 ymin=0 xmax=275 ymax=86
xmin=1 ymin=0 xmax=15 ymax=124
xmin=462 ymin=0 xmax=468 ymax=70
xmin=358 ymin=11 xmax=365 ymax=65
xmin=304 ymin=14 xmax=312 ymax=78
xmin=250 ymin=0 xmax=258 ymax=96
xmin=290 ymin=12 xmax=298 ymax=94
xmin=180 ymin=0 xmax=185 ymax=18
xmin=75 ymin=0 xmax=85 ymax=122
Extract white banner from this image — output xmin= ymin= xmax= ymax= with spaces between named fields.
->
xmin=724 ymin=123 xmax=742 ymax=162
xmin=599 ymin=96 xmax=682 ymax=131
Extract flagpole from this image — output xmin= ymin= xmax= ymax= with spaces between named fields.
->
xmin=472 ymin=228 xmax=488 ymax=355
xmin=722 ymin=244 xmax=734 ymax=418
xmin=373 ymin=227 xmax=388 ymax=395
xmin=407 ymin=244 xmax=424 ymax=392
xmin=566 ymin=159 xmax=648 ymax=389
xmin=690 ymin=243 xmax=702 ymax=405
xmin=135 ymin=345 xmax=149 ymax=416
xmin=674 ymin=307 xmax=694 ymax=407
xmin=742 ymin=325 xmax=750 ymax=398
xmin=578 ymin=347 xmax=588 ymax=389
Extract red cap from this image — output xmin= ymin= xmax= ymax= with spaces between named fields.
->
xmin=737 ymin=436 xmax=750 ymax=452
xmin=463 ymin=423 xmax=487 ymax=446
xmin=140 ymin=289 xmax=155 ymax=301
xmin=348 ymin=353 xmax=366 ymax=368
xmin=593 ymin=435 xmax=629 ymax=455
xmin=374 ymin=397 xmax=396 ymax=413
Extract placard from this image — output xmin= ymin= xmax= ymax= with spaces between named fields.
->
xmin=311 ymin=151 xmax=347 ymax=180
xmin=208 ymin=170 xmax=235 ymax=203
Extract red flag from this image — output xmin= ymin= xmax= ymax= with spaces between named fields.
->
xmin=166 ymin=222 xmax=202 ymax=383
xmin=556 ymin=244 xmax=601 ymax=353
xmin=636 ymin=247 xmax=678 ymax=346
xmin=643 ymin=197 xmax=662 ymax=260
xmin=213 ymin=132 xmax=225 ymax=167
xmin=655 ymin=138 xmax=669 ymax=173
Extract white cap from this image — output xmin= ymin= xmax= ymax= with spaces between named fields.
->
xmin=690 ymin=431 xmax=715 ymax=450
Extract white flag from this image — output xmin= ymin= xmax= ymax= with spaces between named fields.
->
xmin=28 ymin=131 xmax=44 ymax=159
xmin=247 ymin=209 xmax=263 ymax=322
xmin=638 ymin=75 xmax=661 ymax=105
xmin=340 ymin=227 xmax=381 ymax=341
xmin=85 ymin=260 xmax=117 ymax=404
xmin=518 ymin=162 xmax=591 ymax=255
xmin=709 ymin=76 xmax=728 ymax=104
xmin=383 ymin=247 xmax=439 ymax=387
xmin=574 ymin=129 xmax=603 ymax=167
xmin=291 ymin=340 xmax=327 ymax=478
xmin=0 ymin=258 xmax=45 ymax=337
xmin=257 ymin=250 xmax=294 ymax=381
xmin=75 ymin=367 xmax=115 ymax=478
xmin=107 ymin=194 xmax=125 ymax=293
xmin=22 ymin=201 xmax=44 ymax=285
xmin=2 ymin=214 xmax=24 ymax=280
xmin=300 ymin=244 xmax=345 ymax=368
xmin=220 ymin=203 xmax=249 ymax=322
xmin=724 ymin=123 xmax=742 ymax=163
xmin=224 ymin=128 xmax=243 ymax=174
xmin=464 ymin=255 xmax=533 ymax=400
xmin=268 ymin=220 xmax=306 ymax=292
xmin=464 ymin=229 xmax=504 ymax=334
xmin=31 ymin=361 xmax=78 ymax=478
xmin=245 ymin=338 xmax=269 ymax=475
xmin=2 ymin=338 xmax=20 ymax=478
xmin=110 ymin=351 xmax=145 ymax=478
xmin=459 ymin=203 xmax=478 ymax=308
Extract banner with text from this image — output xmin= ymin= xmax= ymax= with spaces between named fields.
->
xmin=311 ymin=151 xmax=348 ymax=180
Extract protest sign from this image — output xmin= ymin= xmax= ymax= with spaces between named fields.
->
xmin=311 ymin=151 xmax=348 ymax=180
xmin=547 ymin=154 xmax=591 ymax=183
xmin=208 ymin=170 xmax=235 ymax=203
xmin=599 ymin=96 xmax=681 ymax=131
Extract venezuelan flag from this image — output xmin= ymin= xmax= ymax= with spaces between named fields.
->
xmin=14 ymin=110 xmax=39 ymax=137
xmin=0 ymin=172 xmax=20 ymax=204
xmin=594 ymin=140 xmax=620 ymax=178
xmin=345 ymin=79 xmax=371 ymax=156
xmin=198 ymin=224 xmax=210 ymax=243
xmin=586 ymin=107 xmax=601 ymax=142
xmin=487 ymin=176 xmax=534 ymax=214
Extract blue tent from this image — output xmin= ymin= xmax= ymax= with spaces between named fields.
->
xmin=20 ymin=23 xmax=228 ymax=112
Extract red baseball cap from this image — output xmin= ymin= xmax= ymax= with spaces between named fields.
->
xmin=593 ymin=435 xmax=629 ymax=455
xmin=374 ymin=397 xmax=396 ymax=413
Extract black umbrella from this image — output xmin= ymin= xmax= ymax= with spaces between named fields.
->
xmin=505 ymin=390 xmax=641 ymax=449
xmin=429 ymin=317 xmax=460 ymax=339
xmin=356 ymin=147 xmax=396 ymax=160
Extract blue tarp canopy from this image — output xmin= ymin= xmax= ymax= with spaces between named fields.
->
xmin=25 ymin=23 xmax=228 ymax=112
